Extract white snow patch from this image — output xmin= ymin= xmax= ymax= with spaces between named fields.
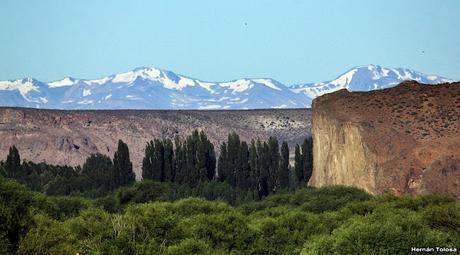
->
xmin=427 ymin=75 xmax=439 ymax=81
xmin=253 ymin=79 xmax=282 ymax=91
xmin=78 ymin=100 xmax=93 ymax=105
xmin=0 ymin=79 xmax=40 ymax=101
xmin=196 ymin=80 xmax=216 ymax=93
xmin=112 ymin=68 xmax=162 ymax=83
xmin=177 ymin=77 xmax=195 ymax=89
xmin=48 ymin=77 xmax=75 ymax=88
xmin=86 ymin=77 xmax=110 ymax=85
xmin=125 ymin=95 xmax=142 ymax=100
xmin=83 ymin=89 xmax=91 ymax=97
xmin=113 ymin=71 xmax=136 ymax=83
xmin=143 ymin=68 xmax=161 ymax=79
xmin=271 ymin=104 xmax=288 ymax=109
xmin=199 ymin=104 xmax=222 ymax=109
xmin=331 ymin=69 xmax=357 ymax=88
xmin=220 ymin=79 xmax=252 ymax=93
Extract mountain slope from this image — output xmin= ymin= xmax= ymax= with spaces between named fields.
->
xmin=290 ymin=65 xmax=453 ymax=98
xmin=0 ymin=67 xmax=310 ymax=110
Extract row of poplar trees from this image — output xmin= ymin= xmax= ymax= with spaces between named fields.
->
xmin=1 ymin=140 xmax=136 ymax=195
xmin=142 ymin=130 xmax=216 ymax=184
xmin=142 ymin=130 xmax=313 ymax=198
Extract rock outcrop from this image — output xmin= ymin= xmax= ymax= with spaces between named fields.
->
xmin=0 ymin=108 xmax=310 ymax=178
xmin=310 ymin=81 xmax=460 ymax=198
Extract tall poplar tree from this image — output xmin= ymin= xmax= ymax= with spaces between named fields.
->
xmin=113 ymin=140 xmax=135 ymax=187
xmin=294 ymin=144 xmax=304 ymax=186
xmin=5 ymin=146 xmax=21 ymax=178
xmin=278 ymin=141 xmax=290 ymax=189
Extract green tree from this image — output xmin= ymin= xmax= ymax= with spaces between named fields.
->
xmin=217 ymin=142 xmax=228 ymax=182
xmin=294 ymin=144 xmax=304 ymax=187
xmin=302 ymin=137 xmax=313 ymax=183
xmin=278 ymin=141 xmax=290 ymax=189
xmin=236 ymin=141 xmax=250 ymax=190
xmin=174 ymin=138 xmax=187 ymax=184
xmin=142 ymin=140 xmax=155 ymax=180
xmin=82 ymin=153 xmax=114 ymax=191
xmin=257 ymin=141 xmax=270 ymax=198
xmin=249 ymin=140 xmax=258 ymax=191
xmin=163 ymin=138 xmax=175 ymax=182
xmin=5 ymin=146 xmax=21 ymax=178
xmin=113 ymin=140 xmax=135 ymax=188
xmin=267 ymin=137 xmax=279 ymax=192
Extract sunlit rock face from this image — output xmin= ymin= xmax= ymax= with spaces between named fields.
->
xmin=309 ymin=81 xmax=460 ymax=198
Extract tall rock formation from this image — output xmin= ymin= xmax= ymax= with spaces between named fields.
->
xmin=310 ymin=81 xmax=460 ymax=198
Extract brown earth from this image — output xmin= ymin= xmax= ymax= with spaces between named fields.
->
xmin=309 ymin=80 xmax=460 ymax=198
xmin=0 ymin=108 xmax=310 ymax=178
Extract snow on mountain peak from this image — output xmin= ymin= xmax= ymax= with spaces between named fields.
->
xmin=48 ymin=77 xmax=76 ymax=88
xmin=105 ymin=67 xmax=163 ymax=84
xmin=290 ymin=64 xmax=454 ymax=99
xmin=252 ymin=79 xmax=282 ymax=91
xmin=0 ymin=79 xmax=39 ymax=96
xmin=330 ymin=68 xmax=358 ymax=88
xmin=0 ymin=65 xmax=454 ymax=109
xmin=220 ymin=79 xmax=253 ymax=94
xmin=0 ymin=78 xmax=41 ymax=103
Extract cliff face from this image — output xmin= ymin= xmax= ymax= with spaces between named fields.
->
xmin=310 ymin=81 xmax=460 ymax=198
xmin=0 ymin=108 xmax=310 ymax=178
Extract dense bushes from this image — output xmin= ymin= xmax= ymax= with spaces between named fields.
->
xmin=2 ymin=176 xmax=458 ymax=254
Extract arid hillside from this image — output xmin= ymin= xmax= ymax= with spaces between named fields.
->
xmin=0 ymin=108 xmax=310 ymax=177
xmin=310 ymin=81 xmax=460 ymax=198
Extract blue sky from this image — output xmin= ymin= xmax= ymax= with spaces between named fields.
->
xmin=1 ymin=0 xmax=459 ymax=85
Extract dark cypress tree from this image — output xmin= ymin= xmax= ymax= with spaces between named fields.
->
xmin=294 ymin=144 xmax=304 ymax=186
xmin=278 ymin=141 xmax=290 ymax=189
xmin=141 ymin=140 xmax=155 ymax=180
xmin=154 ymin=139 xmax=165 ymax=181
xmin=303 ymin=137 xmax=313 ymax=183
xmin=113 ymin=140 xmax=135 ymax=187
xmin=226 ymin=132 xmax=241 ymax=186
xmin=174 ymin=137 xmax=187 ymax=184
xmin=5 ymin=146 xmax=21 ymax=178
xmin=82 ymin=153 xmax=114 ymax=191
xmin=196 ymin=131 xmax=215 ymax=182
xmin=249 ymin=139 xmax=258 ymax=191
xmin=237 ymin=141 xmax=250 ymax=189
xmin=267 ymin=137 xmax=279 ymax=192
xmin=163 ymin=138 xmax=175 ymax=182
xmin=186 ymin=130 xmax=200 ymax=183
xmin=257 ymin=141 xmax=270 ymax=198
xmin=217 ymin=142 xmax=228 ymax=182
xmin=200 ymin=131 xmax=216 ymax=181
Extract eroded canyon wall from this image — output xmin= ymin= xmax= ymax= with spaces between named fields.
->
xmin=309 ymin=81 xmax=460 ymax=198
xmin=0 ymin=108 xmax=310 ymax=178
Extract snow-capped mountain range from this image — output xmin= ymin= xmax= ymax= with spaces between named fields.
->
xmin=0 ymin=65 xmax=454 ymax=109
xmin=291 ymin=65 xmax=453 ymax=98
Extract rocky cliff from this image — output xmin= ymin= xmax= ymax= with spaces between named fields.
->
xmin=310 ymin=81 xmax=460 ymax=198
xmin=0 ymin=108 xmax=310 ymax=178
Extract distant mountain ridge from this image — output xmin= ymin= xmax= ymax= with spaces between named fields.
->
xmin=290 ymin=65 xmax=452 ymax=98
xmin=0 ymin=65 xmax=453 ymax=109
